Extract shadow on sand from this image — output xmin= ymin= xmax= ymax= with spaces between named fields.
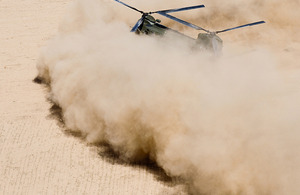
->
xmin=33 ymin=76 xmax=186 ymax=189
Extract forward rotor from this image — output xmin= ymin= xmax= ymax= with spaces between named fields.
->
xmin=114 ymin=0 xmax=205 ymax=32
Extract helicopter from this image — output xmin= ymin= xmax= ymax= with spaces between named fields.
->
xmin=113 ymin=0 xmax=265 ymax=54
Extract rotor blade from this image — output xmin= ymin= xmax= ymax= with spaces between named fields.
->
xmin=130 ymin=17 xmax=144 ymax=32
xmin=114 ymin=0 xmax=143 ymax=14
xmin=157 ymin=12 xmax=210 ymax=33
xmin=151 ymin=5 xmax=205 ymax=14
xmin=216 ymin=21 xmax=266 ymax=34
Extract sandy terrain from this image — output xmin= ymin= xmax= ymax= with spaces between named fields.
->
xmin=0 ymin=0 xmax=184 ymax=194
xmin=2 ymin=0 xmax=300 ymax=194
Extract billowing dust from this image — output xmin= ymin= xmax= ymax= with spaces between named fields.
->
xmin=36 ymin=0 xmax=300 ymax=194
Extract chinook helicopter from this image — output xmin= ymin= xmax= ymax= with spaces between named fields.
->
xmin=113 ymin=0 xmax=265 ymax=54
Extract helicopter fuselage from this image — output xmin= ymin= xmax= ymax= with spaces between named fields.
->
xmin=136 ymin=15 xmax=223 ymax=53
xmin=114 ymin=0 xmax=265 ymax=55
xmin=136 ymin=15 xmax=166 ymax=35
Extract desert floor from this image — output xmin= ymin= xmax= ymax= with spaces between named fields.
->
xmin=0 ymin=0 xmax=185 ymax=194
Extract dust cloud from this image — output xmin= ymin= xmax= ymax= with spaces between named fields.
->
xmin=36 ymin=0 xmax=300 ymax=194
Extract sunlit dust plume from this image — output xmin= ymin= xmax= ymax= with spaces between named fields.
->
xmin=36 ymin=0 xmax=300 ymax=194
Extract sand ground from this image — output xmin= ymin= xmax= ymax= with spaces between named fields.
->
xmin=0 ymin=0 xmax=184 ymax=194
